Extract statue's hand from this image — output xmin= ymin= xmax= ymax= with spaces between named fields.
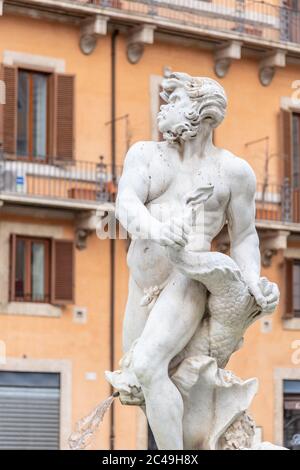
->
xmin=153 ymin=217 xmax=190 ymax=248
xmin=248 ymin=277 xmax=280 ymax=313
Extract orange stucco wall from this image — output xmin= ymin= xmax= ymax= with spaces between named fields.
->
xmin=0 ymin=10 xmax=300 ymax=449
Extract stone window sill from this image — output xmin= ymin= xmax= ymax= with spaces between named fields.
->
xmin=283 ymin=317 xmax=300 ymax=330
xmin=0 ymin=302 xmax=62 ymax=318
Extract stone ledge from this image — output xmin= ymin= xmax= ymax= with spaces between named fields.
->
xmin=282 ymin=317 xmax=300 ymax=330
xmin=0 ymin=302 xmax=62 ymax=318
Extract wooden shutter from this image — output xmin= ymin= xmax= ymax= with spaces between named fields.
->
xmin=9 ymin=233 xmax=17 ymax=302
xmin=284 ymin=258 xmax=294 ymax=319
xmin=281 ymin=109 xmax=292 ymax=180
xmin=54 ymin=74 xmax=74 ymax=161
xmin=2 ymin=66 xmax=17 ymax=156
xmin=0 ymin=64 xmax=4 ymax=149
xmin=51 ymin=239 xmax=74 ymax=304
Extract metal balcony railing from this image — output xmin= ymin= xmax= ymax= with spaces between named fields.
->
xmin=78 ymin=0 xmax=300 ymax=45
xmin=0 ymin=152 xmax=299 ymax=225
xmin=255 ymin=179 xmax=300 ymax=225
xmin=0 ymin=156 xmax=122 ymax=204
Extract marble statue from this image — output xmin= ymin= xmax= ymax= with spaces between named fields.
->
xmin=105 ymin=73 xmax=280 ymax=450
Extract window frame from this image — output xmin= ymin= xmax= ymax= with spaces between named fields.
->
xmin=0 ymin=358 xmax=72 ymax=449
xmin=285 ymin=258 xmax=300 ymax=318
xmin=10 ymin=234 xmax=51 ymax=303
xmin=16 ymin=68 xmax=50 ymax=163
xmin=292 ymin=112 xmax=300 ymax=189
xmin=283 ymin=379 xmax=300 ymax=449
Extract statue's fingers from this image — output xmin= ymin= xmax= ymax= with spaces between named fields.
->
xmin=264 ymin=301 xmax=278 ymax=313
xmin=265 ymin=288 xmax=280 ymax=304
xmin=171 ymin=224 xmax=188 ymax=242
xmin=259 ymin=278 xmax=273 ymax=296
xmin=269 ymin=283 xmax=280 ymax=301
xmin=172 ymin=219 xmax=190 ymax=236
xmin=249 ymin=285 xmax=267 ymax=309
xmin=182 ymin=222 xmax=191 ymax=235
xmin=168 ymin=233 xmax=186 ymax=247
xmin=161 ymin=236 xmax=176 ymax=247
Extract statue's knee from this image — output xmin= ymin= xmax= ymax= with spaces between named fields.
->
xmin=132 ymin=353 xmax=155 ymax=387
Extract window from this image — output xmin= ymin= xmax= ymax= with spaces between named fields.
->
xmin=281 ymin=109 xmax=300 ymax=222
xmin=285 ymin=259 xmax=300 ymax=318
xmin=10 ymin=235 xmax=74 ymax=305
xmin=17 ymin=70 xmax=49 ymax=160
xmin=12 ymin=236 xmax=50 ymax=302
xmin=1 ymin=65 xmax=74 ymax=161
xmin=0 ymin=371 xmax=60 ymax=449
xmin=284 ymin=380 xmax=300 ymax=450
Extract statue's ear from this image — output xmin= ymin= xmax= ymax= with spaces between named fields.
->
xmin=185 ymin=185 xmax=214 ymax=206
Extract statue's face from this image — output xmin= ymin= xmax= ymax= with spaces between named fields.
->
xmin=157 ymin=87 xmax=193 ymax=141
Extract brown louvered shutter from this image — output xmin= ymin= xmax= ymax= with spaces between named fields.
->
xmin=281 ymin=109 xmax=292 ymax=180
xmin=51 ymin=239 xmax=74 ymax=304
xmin=284 ymin=258 xmax=294 ymax=319
xmin=9 ymin=234 xmax=17 ymax=302
xmin=54 ymin=74 xmax=74 ymax=161
xmin=2 ymin=66 xmax=17 ymax=156
xmin=0 ymin=65 xmax=4 ymax=148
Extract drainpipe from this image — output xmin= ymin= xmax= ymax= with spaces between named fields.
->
xmin=109 ymin=28 xmax=118 ymax=452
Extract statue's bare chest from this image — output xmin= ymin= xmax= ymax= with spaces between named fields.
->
xmin=151 ymin=158 xmax=230 ymax=212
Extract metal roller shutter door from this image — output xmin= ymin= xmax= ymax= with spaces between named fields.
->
xmin=0 ymin=372 xmax=60 ymax=450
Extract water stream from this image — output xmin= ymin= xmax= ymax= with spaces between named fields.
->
xmin=68 ymin=391 xmax=119 ymax=450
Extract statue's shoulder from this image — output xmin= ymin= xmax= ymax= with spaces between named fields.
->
xmin=125 ymin=140 xmax=164 ymax=167
xmin=220 ymin=150 xmax=256 ymax=187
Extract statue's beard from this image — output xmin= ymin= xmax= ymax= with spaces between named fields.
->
xmin=162 ymin=121 xmax=199 ymax=144
xmin=161 ymin=100 xmax=224 ymax=144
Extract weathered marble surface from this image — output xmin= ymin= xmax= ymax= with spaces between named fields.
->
xmin=105 ymin=73 xmax=280 ymax=450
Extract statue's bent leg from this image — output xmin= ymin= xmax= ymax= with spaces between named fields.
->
xmin=131 ymin=272 xmax=206 ymax=450
xmin=123 ymin=276 xmax=150 ymax=354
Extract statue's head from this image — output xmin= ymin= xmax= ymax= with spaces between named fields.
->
xmin=157 ymin=72 xmax=227 ymax=143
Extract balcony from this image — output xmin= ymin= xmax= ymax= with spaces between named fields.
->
xmin=0 ymin=154 xmax=299 ymax=230
xmin=4 ymin=1 xmax=300 ymax=51
xmin=255 ymin=180 xmax=300 ymax=231
xmin=82 ymin=0 xmax=300 ymax=46
xmin=0 ymin=156 xmax=122 ymax=212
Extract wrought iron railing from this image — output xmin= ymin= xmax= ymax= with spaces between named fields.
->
xmin=0 ymin=155 xmax=122 ymax=204
xmin=77 ymin=0 xmax=300 ymax=45
xmin=0 ymin=153 xmax=299 ymax=225
xmin=255 ymin=179 xmax=300 ymax=224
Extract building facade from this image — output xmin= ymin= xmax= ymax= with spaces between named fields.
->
xmin=0 ymin=0 xmax=300 ymax=450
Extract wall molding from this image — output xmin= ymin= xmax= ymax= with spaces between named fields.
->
xmin=3 ymin=50 xmax=65 ymax=73
xmin=274 ymin=367 xmax=300 ymax=446
xmin=0 ymin=357 xmax=72 ymax=449
xmin=284 ymin=248 xmax=300 ymax=259
xmin=0 ymin=220 xmax=64 ymax=317
xmin=280 ymin=96 xmax=300 ymax=112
